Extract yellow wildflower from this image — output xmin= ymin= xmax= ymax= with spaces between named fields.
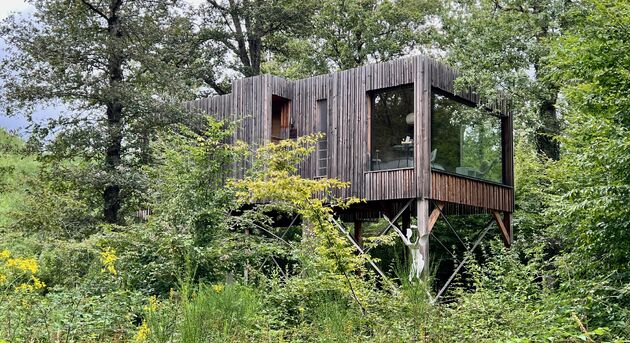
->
xmin=32 ymin=276 xmax=46 ymax=289
xmin=6 ymin=257 xmax=38 ymax=274
xmin=14 ymin=283 xmax=34 ymax=293
xmin=0 ymin=273 xmax=6 ymax=285
xmin=144 ymin=295 xmax=158 ymax=312
xmin=99 ymin=247 xmax=118 ymax=275
xmin=0 ymin=250 xmax=10 ymax=260
xmin=212 ymin=284 xmax=224 ymax=293
xmin=134 ymin=321 xmax=150 ymax=342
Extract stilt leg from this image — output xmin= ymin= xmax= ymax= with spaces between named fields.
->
xmin=416 ymin=198 xmax=429 ymax=280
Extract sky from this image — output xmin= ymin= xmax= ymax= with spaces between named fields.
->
xmin=0 ymin=1 xmax=39 ymax=134
xmin=0 ymin=0 xmax=204 ymax=135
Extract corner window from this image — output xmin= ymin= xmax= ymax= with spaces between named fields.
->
xmin=316 ymin=99 xmax=328 ymax=177
xmin=370 ymin=85 xmax=414 ymax=171
xmin=431 ymin=91 xmax=503 ymax=183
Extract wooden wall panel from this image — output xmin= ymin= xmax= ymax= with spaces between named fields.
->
xmin=324 ymin=56 xmax=420 ymax=199
xmin=291 ymin=74 xmax=329 ymax=180
xmin=365 ymin=168 xmax=416 ymax=200
xmin=430 ymin=171 xmax=513 ymax=212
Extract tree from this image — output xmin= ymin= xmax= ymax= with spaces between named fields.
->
xmin=198 ymin=0 xmax=318 ymax=94
xmin=545 ymin=0 xmax=630 ymax=273
xmin=0 ymin=0 xmax=200 ymax=223
xmin=267 ymin=0 xmax=440 ymax=76
xmin=439 ymin=0 xmax=570 ymax=160
xmin=308 ymin=0 xmax=440 ymax=71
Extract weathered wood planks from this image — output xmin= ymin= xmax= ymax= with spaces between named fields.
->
xmin=430 ymin=171 xmax=514 ymax=212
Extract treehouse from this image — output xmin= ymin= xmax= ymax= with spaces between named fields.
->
xmin=188 ymin=55 xmax=514 ymax=287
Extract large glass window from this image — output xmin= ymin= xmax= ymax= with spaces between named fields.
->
xmin=431 ymin=91 xmax=503 ymax=183
xmin=370 ymin=85 xmax=414 ymax=171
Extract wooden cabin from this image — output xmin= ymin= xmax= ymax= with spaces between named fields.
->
xmin=188 ymin=55 xmax=514 ymax=257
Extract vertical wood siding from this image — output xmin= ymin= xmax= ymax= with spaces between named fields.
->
xmin=430 ymin=171 xmax=514 ymax=212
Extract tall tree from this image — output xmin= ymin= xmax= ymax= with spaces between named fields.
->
xmin=198 ymin=0 xmax=318 ymax=94
xmin=308 ymin=0 xmax=440 ymax=71
xmin=439 ymin=0 xmax=570 ymax=160
xmin=268 ymin=0 xmax=441 ymax=77
xmin=0 ymin=0 xmax=199 ymax=223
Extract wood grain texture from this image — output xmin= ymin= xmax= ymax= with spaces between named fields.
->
xmin=430 ymin=171 xmax=514 ymax=212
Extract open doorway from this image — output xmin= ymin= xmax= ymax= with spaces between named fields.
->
xmin=272 ymin=95 xmax=291 ymax=142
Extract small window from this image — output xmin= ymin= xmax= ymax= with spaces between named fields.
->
xmin=272 ymin=95 xmax=290 ymax=142
xmin=370 ymin=85 xmax=415 ymax=171
xmin=431 ymin=91 xmax=503 ymax=183
xmin=316 ymin=99 xmax=328 ymax=177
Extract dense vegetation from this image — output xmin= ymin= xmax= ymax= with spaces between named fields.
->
xmin=0 ymin=0 xmax=628 ymax=342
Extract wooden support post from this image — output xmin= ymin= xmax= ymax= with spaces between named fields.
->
xmin=492 ymin=211 xmax=511 ymax=247
xmin=417 ymin=198 xmax=429 ymax=279
xmin=353 ymin=220 xmax=363 ymax=248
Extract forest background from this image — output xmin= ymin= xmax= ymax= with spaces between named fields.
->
xmin=0 ymin=0 xmax=628 ymax=341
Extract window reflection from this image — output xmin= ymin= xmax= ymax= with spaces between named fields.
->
xmin=431 ymin=92 xmax=503 ymax=183
xmin=370 ymin=85 xmax=415 ymax=171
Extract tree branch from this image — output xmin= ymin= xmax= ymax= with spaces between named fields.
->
xmin=80 ymin=0 xmax=109 ymax=20
xmin=206 ymin=0 xmax=228 ymax=12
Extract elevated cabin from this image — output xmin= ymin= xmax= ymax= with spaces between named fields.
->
xmin=188 ymin=55 xmax=514 ymax=255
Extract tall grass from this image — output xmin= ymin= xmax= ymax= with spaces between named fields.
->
xmin=144 ymin=283 xmax=269 ymax=342
xmin=180 ymin=284 xmax=264 ymax=342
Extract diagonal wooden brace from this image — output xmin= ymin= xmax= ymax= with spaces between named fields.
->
xmin=492 ymin=211 xmax=512 ymax=247
xmin=428 ymin=201 xmax=445 ymax=234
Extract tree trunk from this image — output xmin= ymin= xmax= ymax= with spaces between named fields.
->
xmin=104 ymin=0 xmax=124 ymax=224
xmin=534 ymin=22 xmax=562 ymax=161
xmin=536 ymin=94 xmax=561 ymax=160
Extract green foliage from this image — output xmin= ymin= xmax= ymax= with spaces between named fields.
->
xmin=0 ymin=245 xmax=145 ymax=342
xmin=434 ymin=242 xmax=618 ymax=342
xmin=179 ymin=284 xmax=270 ymax=342
xmin=0 ymin=129 xmax=37 ymax=228
xmin=439 ymin=0 xmax=567 ymax=158
xmin=199 ymin=0 xmax=319 ymax=87
xmin=309 ymin=0 xmax=440 ymax=71
xmin=544 ymin=0 xmax=630 ymax=274
xmin=267 ymin=0 xmax=440 ymax=78
xmin=144 ymin=117 xmax=242 ymax=241
xmin=0 ymin=0 xmax=201 ymax=223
